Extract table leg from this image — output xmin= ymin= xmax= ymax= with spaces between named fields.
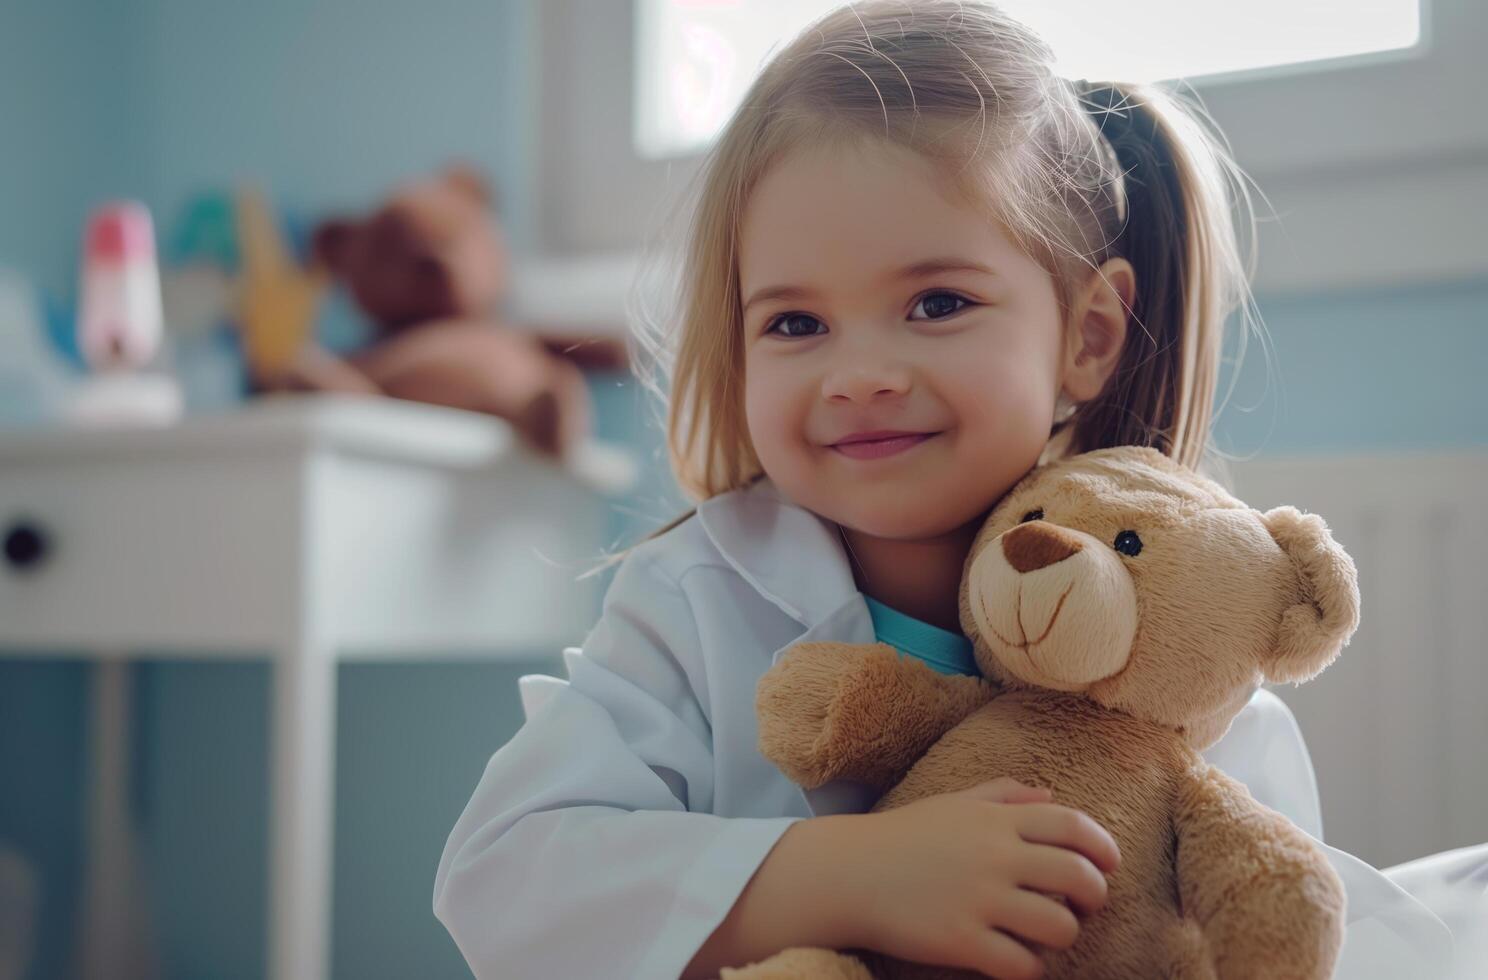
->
xmin=77 ymin=658 xmax=160 ymax=980
xmin=269 ymin=647 xmax=337 ymax=980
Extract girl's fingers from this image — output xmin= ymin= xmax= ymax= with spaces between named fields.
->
xmin=985 ymin=887 xmax=1081 ymax=951
xmin=1013 ymin=844 xmax=1109 ymax=916
xmin=1012 ymin=804 xmax=1121 ymax=873
xmin=962 ymin=927 xmax=1044 ymax=980
xmin=964 ymin=778 xmax=1054 ymax=806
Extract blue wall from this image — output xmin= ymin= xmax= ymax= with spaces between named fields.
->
xmin=0 ymin=1 xmax=136 ymax=297
xmin=126 ymin=0 xmax=537 ymax=249
xmin=1214 ymin=276 xmax=1488 ymax=456
xmin=0 ymin=0 xmax=536 ymax=297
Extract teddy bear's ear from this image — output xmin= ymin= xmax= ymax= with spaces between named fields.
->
xmin=441 ymin=163 xmax=494 ymax=209
xmin=311 ymin=219 xmax=358 ymax=275
xmin=1261 ymin=505 xmax=1360 ymax=684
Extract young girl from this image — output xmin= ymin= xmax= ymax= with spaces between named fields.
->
xmin=434 ymin=3 xmax=1449 ymax=977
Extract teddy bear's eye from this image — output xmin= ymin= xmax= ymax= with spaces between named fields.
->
xmin=1114 ymin=530 xmax=1143 ymax=557
xmin=1020 ymin=508 xmax=1044 ymax=524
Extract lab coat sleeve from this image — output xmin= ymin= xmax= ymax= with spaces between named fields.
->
xmin=432 ymin=548 xmax=804 ymax=980
xmin=1203 ymin=689 xmax=1454 ymax=978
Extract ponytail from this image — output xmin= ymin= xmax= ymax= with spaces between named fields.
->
xmin=1055 ymin=79 xmax=1252 ymax=472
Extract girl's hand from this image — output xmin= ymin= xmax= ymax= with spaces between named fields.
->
xmin=835 ymin=778 xmax=1121 ymax=980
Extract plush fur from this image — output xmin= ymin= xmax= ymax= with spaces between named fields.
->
xmin=731 ymin=447 xmax=1355 ymax=980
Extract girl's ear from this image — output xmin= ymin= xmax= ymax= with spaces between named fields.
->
xmin=1061 ymin=257 xmax=1135 ymax=402
xmin=1261 ymin=505 xmax=1361 ymax=684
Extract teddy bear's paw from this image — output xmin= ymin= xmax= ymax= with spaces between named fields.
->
xmin=756 ymin=645 xmax=846 ymax=786
xmin=719 ymin=946 xmax=877 ymax=980
xmin=756 ymin=643 xmax=895 ymax=787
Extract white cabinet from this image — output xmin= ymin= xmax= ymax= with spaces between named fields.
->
xmin=0 ymin=395 xmax=608 ymax=980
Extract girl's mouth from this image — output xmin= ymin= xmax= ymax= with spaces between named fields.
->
xmin=830 ymin=432 xmax=936 ymax=460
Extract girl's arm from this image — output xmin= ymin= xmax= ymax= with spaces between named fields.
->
xmin=682 ymin=813 xmax=868 ymax=979
xmin=432 ymin=546 xmax=843 ymax=979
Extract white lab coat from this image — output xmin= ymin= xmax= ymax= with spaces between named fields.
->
xmin=433 ymin=477 xmax=1454 ymax=979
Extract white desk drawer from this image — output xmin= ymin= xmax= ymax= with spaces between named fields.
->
xmin=0 ymin=455 xmax=302 ymax=650
xmin=307 ymin=450 xmax=605 ymax=655
xmin=0 ymin=397 xmax=608 ymax=656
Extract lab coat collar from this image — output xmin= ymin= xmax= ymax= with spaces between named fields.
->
xmin=697 ymin=477 xmax=881 ymax=816
xmin=696 ymin=476 xmax=866 ymax=633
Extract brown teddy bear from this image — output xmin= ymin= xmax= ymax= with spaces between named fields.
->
xmin=742 ymin=446 xmax=1356 ymax=980
xmin=269 ymin=165 xmax=616 ymax=458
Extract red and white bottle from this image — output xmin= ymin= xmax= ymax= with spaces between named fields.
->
xmin=78 ymin=201 xmax=165 ymax=371
xmin=68 ymin=201 xmax=181 ymax=426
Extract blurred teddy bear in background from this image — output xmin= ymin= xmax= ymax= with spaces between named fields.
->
xmin=254 ymin=164 xmax=610 ymax=458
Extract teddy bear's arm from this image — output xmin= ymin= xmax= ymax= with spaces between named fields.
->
xmin=1171 ymin=764 xmax=1345 ymax=980
xmin=756 ymin=642 xmax=996 ymax=792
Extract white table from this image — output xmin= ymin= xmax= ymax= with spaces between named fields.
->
xmin=0 ymin=395 xmax=609 ymax=980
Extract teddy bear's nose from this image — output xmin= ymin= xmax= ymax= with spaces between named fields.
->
xmin=1002 ymin=522 xmax=1084 ymax=573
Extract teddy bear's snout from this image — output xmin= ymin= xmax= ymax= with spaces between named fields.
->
xmin=970 ymin=520 xmax=1138 ymax=691
xmin=1002 ymin=521 xmax=1084 ymax=573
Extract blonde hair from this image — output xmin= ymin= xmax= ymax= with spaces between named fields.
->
xmin=619 ymin=0 xmax=1267 ymax=553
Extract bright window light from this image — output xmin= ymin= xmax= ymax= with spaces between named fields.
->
xmin=634 ymin=0 xmax=1423 ymax=159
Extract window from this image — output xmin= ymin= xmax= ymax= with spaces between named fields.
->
xmin=633 ymin=0 xmax=1423 ymax=159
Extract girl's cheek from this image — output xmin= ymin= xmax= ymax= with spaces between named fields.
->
xmin=750 ymin=355 xmax=812 ymax=405
xmin=953 ymin=328 xmax=1060 ymax=393
xmin=951 ymin=361 xmax=1057 ymax=436
xmin=744 ymin=383 xmax=797 ymax=453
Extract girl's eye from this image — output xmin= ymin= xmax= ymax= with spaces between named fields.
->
xmin=1020 ymin=508 xmax=1044 ymax=523
xmin=1114 ymin=530 xmax=1143 ymax=557
xmin=909 ymin=291 xmax=971 ymax=321
xmin=765 ymin=313 xmax=826 ymax=339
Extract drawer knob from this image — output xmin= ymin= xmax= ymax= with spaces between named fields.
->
xmin=3 ymin=522 xmax=50 ymax=571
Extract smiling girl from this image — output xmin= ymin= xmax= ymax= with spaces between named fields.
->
xmin=434 ymin=4 xmax=1445 ymax=978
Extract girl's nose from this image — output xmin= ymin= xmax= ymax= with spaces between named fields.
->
xmin=821 ymin=360 xmax=912 ymax=403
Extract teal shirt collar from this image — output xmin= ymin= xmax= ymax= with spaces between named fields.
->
xmin=862 ymin=594 xmax=979 ymax=677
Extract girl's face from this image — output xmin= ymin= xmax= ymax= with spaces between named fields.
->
xmin=740 ymin=138 xmax=1070 ymax=541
